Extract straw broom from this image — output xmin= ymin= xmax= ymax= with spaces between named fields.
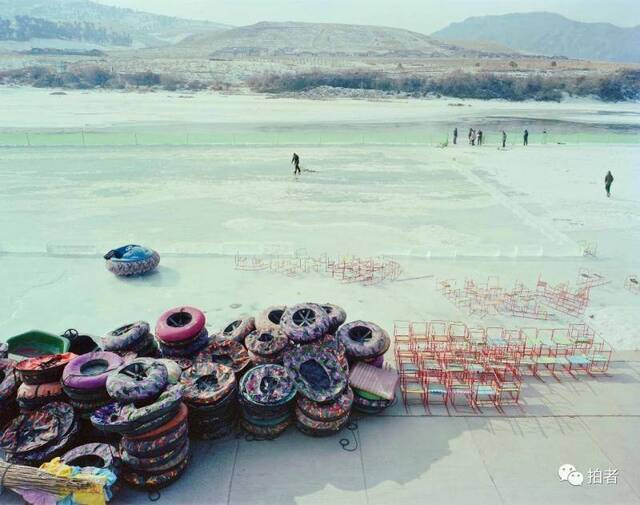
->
xmin=0 ymin=460 xmax=94 ymax=495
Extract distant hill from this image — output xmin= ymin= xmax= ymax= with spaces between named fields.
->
xmin=179 ymin=21 xmax=501 ymax=58
xmin=0 ymin=0 xmax=229 ymax=49
xmin=432 ymin=12 xmax=640 ymax=63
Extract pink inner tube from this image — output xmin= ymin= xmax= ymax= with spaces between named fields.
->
xmin=156 ymin=307 xmax=206 ymax=344
xmin=62 ymin=352 xmax=124 ymax=391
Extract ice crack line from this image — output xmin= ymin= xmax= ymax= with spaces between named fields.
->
xmin=455 ymin=160 xmax=579 ymax=250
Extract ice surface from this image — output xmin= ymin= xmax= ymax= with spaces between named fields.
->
xmin=0 ymin=90 xmax=639 ymax=350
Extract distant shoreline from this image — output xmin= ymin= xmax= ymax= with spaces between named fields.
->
xmin=2 ymin=66 xmax=640 ymax=103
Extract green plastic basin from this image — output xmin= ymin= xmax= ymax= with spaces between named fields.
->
xmin=6 ymin=331 xmax=70 ymax=361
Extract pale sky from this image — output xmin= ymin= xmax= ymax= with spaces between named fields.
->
xmin=93 ymin=0 xmax=640 ymax=33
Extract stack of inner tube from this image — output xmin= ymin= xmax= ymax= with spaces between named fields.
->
xmin=179 ymin=362 xmax=237 ymax=439
xmin=195 ymin=339 xmax=251 ymax=377
xmin=156 ymin=307 xmax=209 ymax=358
xmin=101 ymin=322 xmax=159 ymax=359
xmin=337 ymin=321 xmax=390 ymax=369
xmin=15 ymin=353 xmax=76 ymax=412
xmin=239 ymin=364 xmax=295 ymax=438
xmin=283 ymin=346 xmax=351 ymax=437
xmin=118 ymin=402 xmax=190 ymax=491
xmin=62 ymin=352 xmax=124 ymax=420
xmin=0 ymin=358 xmax=19 ymax=427
xmin=296 ymin=387 xmax=354 ymax=437
xmin=217 ymin=315 xmax=255 ymax=344
xmin=245 ymin=329 xmax=289 ymax=365
xmin=1 ymin=402 xmax=79 ymax=466
xmin=91 ymin=384 xmax=190 ymax=491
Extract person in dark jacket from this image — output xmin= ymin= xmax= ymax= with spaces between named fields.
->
xmin=292 ymin=152 xmax=301 ymax=175
xmin=523 ymin=129 xmax=529 ymax=146
xmin=605 ymin=171 xmax=614 ymax=197
xmin=477 ymin=130 xmax=483 ymax=146
xmin=502 ymin=130 xmax=507 ymax=148
xmin=453 ymin=128 xmax=458 ymax=145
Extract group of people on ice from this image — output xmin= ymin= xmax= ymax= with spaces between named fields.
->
xmin=452 ymin=128 xmax=529 ymax=147
xmin=291 ymin=138 xmax=615 ymax=198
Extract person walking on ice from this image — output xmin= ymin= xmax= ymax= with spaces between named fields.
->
xmin=477 ymin=130 xmax=483 ymax=146
xmin=291 ymin=152 xmax=301 ymax=175
xmin=453 ymin=128 xmax=458 ymax=145
xmin=502 ymin=130 xmax=507 ymax=148
xmin=523 ymin=129 xmax=529 ymax=146
xmin=605 ymin=171 xmax=614 ymax=197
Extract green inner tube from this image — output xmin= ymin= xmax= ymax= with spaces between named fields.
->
xmin=353 ymin=388 xmax=384 ymax=401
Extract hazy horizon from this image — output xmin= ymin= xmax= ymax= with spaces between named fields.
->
xmin=91 ymin=0 xmax=640 ymax=33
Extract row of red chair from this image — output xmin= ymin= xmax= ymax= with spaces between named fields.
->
xmin=395 ymin=320 xmax=612 ymax=413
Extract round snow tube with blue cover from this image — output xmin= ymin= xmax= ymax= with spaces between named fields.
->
xmin=104 ymin=244 xmax=160 ymax=277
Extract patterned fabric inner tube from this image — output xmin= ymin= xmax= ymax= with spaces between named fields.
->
xmin=310 ymin=334 xmax=349 ymax=373
xmin=158 ymin=328 xmax=209 ymax=358
xmin=68 ymin=397 xmax=110 ymax=413
xmin=280 ymin=303 xmax=331 ymax=344
xmin=245 ymin=330 xmax=289 ymax=358
xmin=104 ymin=244 xmax=160 ymax=277
xmin=255 ymin=305 xmax=286 ymax=333
xmin=101 ymin=321 xmax=150 ymax=352
xmin=352 ymin=392 xmax=392 ymax=410
xmin=61 ymin=442 xmax=119 ymax=470
xmin=195 ymin=340 xmax=250 ymax=374
xmin=106 ymin=358 xmax=168 ymax=403
xmin=1 ymin=402 xmax=75 ymax=455
xmin=320 ymin=303 xmax=347 ymax=334
xmin=137 ymin=439 xmax=189 ymax=473
xmin=122 ymin=452 xmax=189 ymax=491
xmin=121 ymin=436 xmax=188 ymax=469
xmin=179 ymin=362 xmax=236 ymax=406
xmin=240 ymin=417 xmax=290 ymax=438
xmin=283 ymin=347 xmax=347 ymax=403
xmin=294 ymin=407 xmax=350 ymax=435
xmin=247 ymin=350 xmax=283 ymax=366
xmin=297 ymin=386 xmax=353 ymax=422
xmin=62 ymin=351 xmax=123 ymax=391
xmin=156 ymin=359 xmax=183 ymax=384
xmin=17 ymin=381 xmax=64 ymax=402
xmin=239 ymin=364 xmax=296 ymax=407
xmin=16 ymin=353 xmax=77 ymax=385
xmin=218 ymin=316 xmax=255 ymax=344
xmin=337 ymin=321 xmax=390 ymax=360
xmin=121 ymin=421 xmax=188 ymax=458
xmin=156 ymin=307 xmax=206 ymax=345
xmin=0 ymin=410 xmax=60 ymax=454
xmin=0 ymin=358 xmax=19 ymax=401
xmin=125 ymin=402 xmax=188 ymax=441
xmin=91 ymin=387 xmax=182 ymax=434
